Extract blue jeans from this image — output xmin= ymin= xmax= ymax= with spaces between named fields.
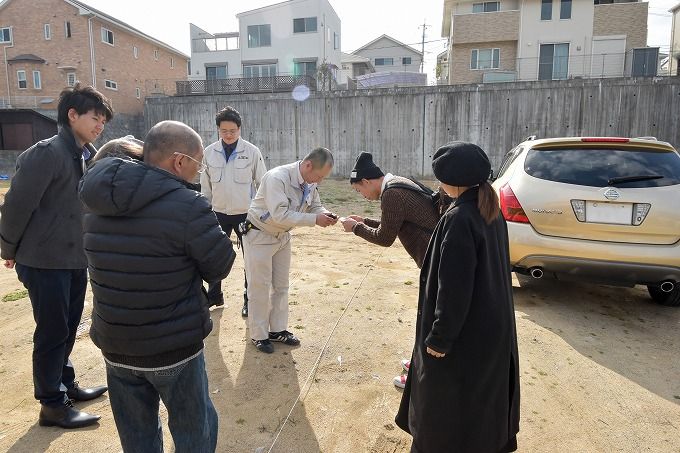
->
xmin=15 ymin=264 xmax=86 ymax=406
xmin=106 ymin=351 xmax=217 ymax=453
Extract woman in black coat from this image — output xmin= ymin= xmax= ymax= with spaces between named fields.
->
xmin=395 ymin=142 xmax=520 ymax=453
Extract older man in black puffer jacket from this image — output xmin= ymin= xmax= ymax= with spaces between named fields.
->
xmin=79 ymin=121 xmax=235 ymax=453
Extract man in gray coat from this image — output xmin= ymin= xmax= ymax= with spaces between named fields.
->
xmin=0 ymin=84 xmax=113 ymax=428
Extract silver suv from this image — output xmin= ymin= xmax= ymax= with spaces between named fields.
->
xmin=492 ymin=136 xmax=680 ymax=306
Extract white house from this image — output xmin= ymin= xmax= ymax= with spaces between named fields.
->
xmin=189 ymin=0 xmax=341 ymax=82
xmin=352 ymin=34 xmax=423 ymax=74
xmin=337 ymin=52 xmax=374 ymax=86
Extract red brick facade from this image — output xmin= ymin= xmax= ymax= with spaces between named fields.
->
xmin=0 ymin=0 xmax=188 ymax=115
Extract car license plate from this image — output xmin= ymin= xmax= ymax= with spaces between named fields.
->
xmin=585 ymin=201 xmax=632 ymax=225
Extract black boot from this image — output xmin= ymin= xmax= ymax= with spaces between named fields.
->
xmin=241 ymin=294 xmax=248 ymax=317
xmin=39 ymin=400 xmax=100 ymax=429
xmin=66 ymin=381 xmax=108 ymax=401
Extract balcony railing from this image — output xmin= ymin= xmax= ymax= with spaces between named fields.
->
xmin=176 ymin=75 xmax=317 ymax=96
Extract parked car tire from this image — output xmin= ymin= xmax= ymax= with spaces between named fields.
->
xmin=647 ymin=285 xmax=680 ymax=307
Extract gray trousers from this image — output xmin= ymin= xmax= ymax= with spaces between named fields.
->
xmin=242 ymin=229 xmax=292 ymax=341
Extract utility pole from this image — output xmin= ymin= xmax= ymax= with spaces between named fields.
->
xmin=419 ymin=20 xmax=430 ymax=73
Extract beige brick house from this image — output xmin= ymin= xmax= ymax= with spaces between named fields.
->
xmin=441 ymin=0 xmax=651 ymax=85
xmin=0 ymin=0 xmax=189 ymax=115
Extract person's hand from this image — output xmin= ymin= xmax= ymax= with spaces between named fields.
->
xmin=316 ymin=213 xmax=336 ymax=227
xmin=4 ymin=259 xmax=15 ymax=269
xmin=340 ymin=217 xmax=358 ymax=232
xmin=348 ymin=215 xmax=364 ymax=223
xmin=426 ymin=346 xmax=445 ymax=358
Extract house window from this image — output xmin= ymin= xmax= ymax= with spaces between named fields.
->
xmin=334 ymin=32 xmax=340 ymax=50
xmin=472 ymin=1 xmax=499 ymax=13
xmin=135 ymin=87 xmax=141 ymax=99
xmin=541 ymin=0 xmax=552 ymax=20
xmin=44 ymin=24 xmax=51 ymax=40
xmin=101 ymin=27 xmax=114 ymax=45
xmin=170 ymin=57 xmax=174 ymax=68
xmin=0 ymin=27 xmax=12 ymax=43
xmin=65 ymin=21 xmax=71 ymax=38
xmin=293 ymin=17 xmax=317 ymax=33
xmin=375 ymin=58 xmax=394 ymax=66
xmin=104 ymin=79 xmax=118 ymax=90
xmin=33 ymin=70 xmax=41 ymax=89
xmin=247 ymin=24 xmax=271 ymax=48
xmin=17 ymin=70 xmax=27 ymax=89
xmin=560 ymin=0 xmax=571 ymax=19
xmin=67 ymin=72 xmax=76 ymax=86
xmin=243 ymin=64 xmax=276 ymax=78
xmin=153 ymin=50 xmax=159 ymax=60
xmin=539 ymin=43 xmax=569 ymax=80
xmin=294 ymin=61 xmax=316 ymax=77
xmin=133 ymin=46 xmax=138 ymax=59
xmin=402 ymin=57 xmax=412 ymax=65
xmin=470 ymin=48 xmax=500 ymax=69
xmin=206 ymin=65 xmax=227 ymax=80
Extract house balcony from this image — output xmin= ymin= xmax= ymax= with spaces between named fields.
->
xmin=176 ymin=75 xmax=317 ymax=96
xmin=452 ymin=10 xmax=520 ymax=45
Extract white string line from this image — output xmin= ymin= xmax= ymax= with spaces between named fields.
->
xmin=267 ymin=248 xmax=386 ymax=453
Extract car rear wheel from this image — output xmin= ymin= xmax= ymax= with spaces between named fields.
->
xmin=647 ymin=284 xmax=680 ymax=307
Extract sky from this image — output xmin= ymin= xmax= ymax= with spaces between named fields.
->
xmin=81 ymin=0 xmax=676 ymax=83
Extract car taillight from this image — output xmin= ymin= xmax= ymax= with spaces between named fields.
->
xmin=633 ymin=203 xmax=651 ymax=226
xmin=499 ymin=184 xmax=530 ymax=223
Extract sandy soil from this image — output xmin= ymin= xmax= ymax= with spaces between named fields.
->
xmin=0 ymin=179 xmax=678 ymax=453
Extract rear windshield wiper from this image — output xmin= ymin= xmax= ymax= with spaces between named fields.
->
xmin=608 ymin=175 xmax=664 ymax=186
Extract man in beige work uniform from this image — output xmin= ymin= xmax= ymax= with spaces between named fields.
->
xmin=241 ymin=148 xmax=337 ymax=353
xmin=201 ymin=106 xmax=266 ymax=316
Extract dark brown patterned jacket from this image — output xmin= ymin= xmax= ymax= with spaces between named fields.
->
xmin=352 ymin=176 xmax=442 ymax=268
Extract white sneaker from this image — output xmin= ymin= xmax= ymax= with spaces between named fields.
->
xmin=393 ymin=374 xmax=407 ymax=389
xmin=401 ymin=359 xmax=410 ymax=372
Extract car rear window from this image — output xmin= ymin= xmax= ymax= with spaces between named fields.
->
xmin=524 ymin=147 xmax=680 ymax=188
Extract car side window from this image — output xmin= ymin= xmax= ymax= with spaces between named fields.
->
xmin=496 ymin=146 xmax=523 ymax=179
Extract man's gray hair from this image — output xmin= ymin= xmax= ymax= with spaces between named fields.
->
xmin=143 ymin=121 xmax=203 ymax=165
xmin=303 ymin=147 xmax=334 ymax=169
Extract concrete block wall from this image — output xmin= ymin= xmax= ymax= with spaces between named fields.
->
xmin=144 ymin=77 xmax=680 ymax=178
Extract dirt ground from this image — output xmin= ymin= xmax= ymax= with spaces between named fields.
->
xmin=0 ymin=179 xmax=679 ymax=453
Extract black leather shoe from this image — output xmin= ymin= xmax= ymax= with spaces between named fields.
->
xmin=66 ymin=382 xmax=108 ymax=401
xmin=39 ymin=400 xmax=100 ymax=429
xmin=241 ymin=300 xmax=248 ymax=317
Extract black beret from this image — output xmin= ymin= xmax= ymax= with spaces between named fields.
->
xmin=432 ymin=142 xmax=491 ymax=186
xmin=349 ymin=151 xmax=384 ymax=183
